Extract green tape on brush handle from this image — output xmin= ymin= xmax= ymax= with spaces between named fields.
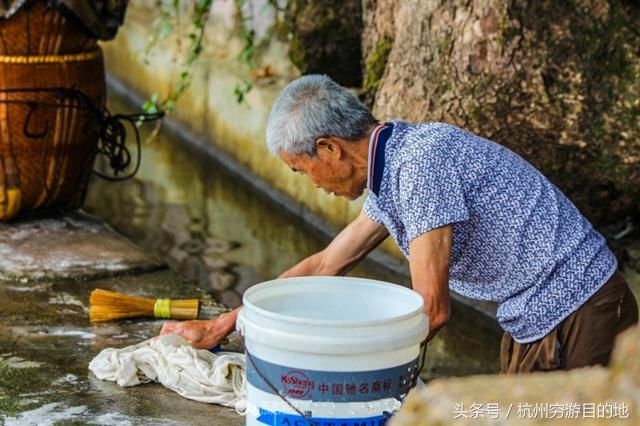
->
xmin=154 ymin=299 xmax=171 ymax=319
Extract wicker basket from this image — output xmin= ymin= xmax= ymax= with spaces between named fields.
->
xmin=0 ymin=0 xmax=105 ymax=221
xmin=0 ymin=0 xmax=97 ymax=55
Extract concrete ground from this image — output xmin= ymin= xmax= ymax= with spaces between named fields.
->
xmin=0 ymin=212 xmax=245 ymax=425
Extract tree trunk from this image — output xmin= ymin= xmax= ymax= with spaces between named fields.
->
xmin=363 ymin=0 xmax=640 ymax=237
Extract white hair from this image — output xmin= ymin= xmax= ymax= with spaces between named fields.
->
xmin=265 ymin=75 xmax=376 ymax=155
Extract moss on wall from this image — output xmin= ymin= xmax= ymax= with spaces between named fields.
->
xmin=362 ymin=36 xmax=392 ymax=106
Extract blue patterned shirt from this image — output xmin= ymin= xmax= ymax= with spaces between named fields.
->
xmin=363 ymin=120 xmax=617 ymax=343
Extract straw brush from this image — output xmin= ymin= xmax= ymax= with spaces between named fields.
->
xmin=89 ymin=289 xmax=200 ymax=322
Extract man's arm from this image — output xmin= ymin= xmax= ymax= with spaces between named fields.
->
xmin=281 ymin=212 xmax=389 ymax=277
xmin=408 ymin=224 xmax=453 ymax=341
xmin=161 ymin=212 xmax=389 ymax=348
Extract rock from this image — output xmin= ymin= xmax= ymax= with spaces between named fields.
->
xmin=0 ymin=211 xmax=166 ymax=281
xmin=609 ymin=326 xmax=640 ymax=399
xmin=391 ymin=368 xmax=634 ymax=425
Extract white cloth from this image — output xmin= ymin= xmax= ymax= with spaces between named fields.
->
xmin=88 ymin=334 xmax=246 ymax=413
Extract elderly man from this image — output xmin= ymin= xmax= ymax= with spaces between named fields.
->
xmin=162 ymin=75 xmax=637 ymax=373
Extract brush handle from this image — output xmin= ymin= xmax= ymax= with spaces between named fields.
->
xmin=154 ymin=299 xmax=200 ymax=320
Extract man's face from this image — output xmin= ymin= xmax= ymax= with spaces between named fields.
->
xmin=279 ymin=142 xmax=366 ymax=200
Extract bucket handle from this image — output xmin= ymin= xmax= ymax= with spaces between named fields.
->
xmin=407 ymin=337 xmax=428 ymax=390
xmin=243 ymin=337 xmax=428 ymax=425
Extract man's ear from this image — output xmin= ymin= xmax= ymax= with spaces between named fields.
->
xmin=315 ymin=137 xmax=343 ymax=158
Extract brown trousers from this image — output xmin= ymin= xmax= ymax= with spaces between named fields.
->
xmin=500 ymin=272 xmax=638 ymax=374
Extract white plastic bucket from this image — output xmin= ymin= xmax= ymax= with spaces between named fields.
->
xmin=237 ymin=276 xmax=428 ymax=426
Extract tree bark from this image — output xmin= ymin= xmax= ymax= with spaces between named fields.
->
xmin=364 ymin=0 xmax=640 ymax=233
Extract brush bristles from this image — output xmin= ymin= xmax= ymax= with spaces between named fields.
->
xmin=89 ymin=289 xmax=200 ymax=322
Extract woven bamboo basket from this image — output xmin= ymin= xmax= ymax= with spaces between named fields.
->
xmin=0 ymin=0 xmax=105 ymax=221
xmin=0 ymin=0 xmax=97 ymax=55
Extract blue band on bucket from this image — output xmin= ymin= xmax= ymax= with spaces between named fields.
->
xmin=247 ymin=353 xmax=419 ymax=402
xmin=257 ymin=408 xmax=388 ymax=426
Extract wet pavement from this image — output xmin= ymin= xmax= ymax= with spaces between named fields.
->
xmin=0 ymin=207 xmax=242 ymax=424
xmin=0 ymin=267 xmax=243 ymax=425
xmin=0 ymin=212 xmax=165 ymax=281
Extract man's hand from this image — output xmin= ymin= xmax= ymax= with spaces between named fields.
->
xmin=409 ymin=224 xmax=453 ymax=340
xmin=160 ymin=309 xmax=238 ymax=349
